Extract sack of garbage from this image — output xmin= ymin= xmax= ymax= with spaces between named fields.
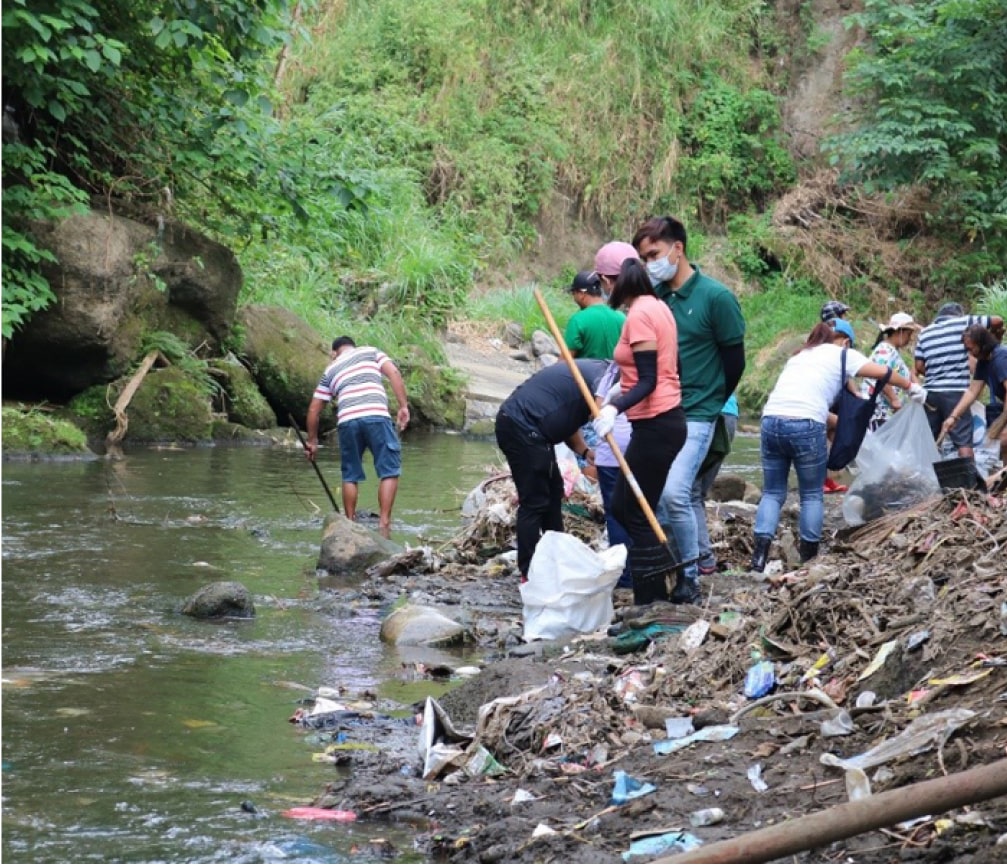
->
xmin=843 ymin=403 xmax=941 ymax=526
xmin=521 ymin=530 xmax=625 ymax=641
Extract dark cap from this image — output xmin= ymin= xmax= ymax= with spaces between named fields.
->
xmin=936 ymin=302 xmax=964 ymax=318
xmin=570 ymin=270 xmax=601 ymax=294
xmin=820 ymin=300 xmax=850 ymax=322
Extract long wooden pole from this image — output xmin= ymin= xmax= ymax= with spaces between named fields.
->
xmin=661 ymin=759 xmax=1007 ymax=864
xmin=533 ymin=288 xmax=695 ymax=569
xmin=288 ymin=412 xmax=341 ymax=514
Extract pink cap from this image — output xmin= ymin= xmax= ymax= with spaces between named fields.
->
xmin=594 ymin=241 xmax=638 ymax=277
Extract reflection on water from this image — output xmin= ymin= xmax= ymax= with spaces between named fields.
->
xmin=1 ymin=429 xmax=758 ymax=863
xmin=1 ymin=434 xmax=499 ymax=864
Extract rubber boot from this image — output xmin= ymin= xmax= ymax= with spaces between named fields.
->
xmin=670 ymin=569 xmax=701 ymax=605
xmin=628 ymin=545 xmax=671 ymax=606
xmin=799 ymin=539 xmax=819 ymax=563
xmin=750 ymin=535 xmax=772 ymax=573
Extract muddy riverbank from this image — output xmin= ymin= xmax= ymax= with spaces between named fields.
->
xmin=290 ymin=475 xmax=1007 ymax=864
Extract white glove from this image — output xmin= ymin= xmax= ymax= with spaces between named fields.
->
xmin=908 ymin=383 xmax=928 ymax=405
xmin=593 ymin=404 xmax=618 ymax=439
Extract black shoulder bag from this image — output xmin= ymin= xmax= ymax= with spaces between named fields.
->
xmin=827 ymin=349 xmax=892 ymax=471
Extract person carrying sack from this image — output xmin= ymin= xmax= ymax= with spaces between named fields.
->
xmin=749 ymin=322 xmax=925 ymax=572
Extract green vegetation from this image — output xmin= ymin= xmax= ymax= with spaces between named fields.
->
xmin=3 ymin=0 xmax=1003 ymax=421
xmin=1 ymin=406 xmax=91 ymax=454
xmin=826 ymin=0 xmax=1007 ymax=283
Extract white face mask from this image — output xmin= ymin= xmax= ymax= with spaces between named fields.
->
xmin=646 ymin=252 xmax=678 ymax=287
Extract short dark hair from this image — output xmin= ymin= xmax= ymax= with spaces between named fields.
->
xmin=632 ymin=215 xmax=688 ymax=255
xmin=332 ymin=336 xmax=356 ymax=352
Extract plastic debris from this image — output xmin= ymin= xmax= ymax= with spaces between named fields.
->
xmin=690 ymin=807 xmax=725 ymax=826
xmin=511 ymin=788 xmax=536 ymax=804
xmin=622 ymin=831 xmax=703 ymax=860
xmin=821 ymin=708 xmax=976 ymax=798
xmin=855 ymin=691 xmax=877 ymax=708
xmin=664 ymin=716 xmax=695 ymax=740
xmin=532 ymin=823 xmax=557 ymax=837
xmin=282 ymin=807 xmax=357 ymax=821
xmin=858 ymin=639 xmax=898 ymax=681
xmin=679 ymin=619 xmax=710 ymax=653
xmin=906 ymin=630 xmax=931 ymax=651
xmin=611 ymin=769 xmax=657 ymax=805
xmin=653 ymin=724 xmax=740 ymax=755
xmin=747 ymin=763 xmax=769 ymax=793
xmin=820 ymin=709 xmax=855 ymax=737
xmin=744 ymin=659 xmax=776 ymax=698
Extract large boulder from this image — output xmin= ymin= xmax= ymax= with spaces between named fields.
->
xmin=379 ymin=603 xmax=471 ymax=647
xmin=209 ymin=354 xmax=278 ymax=430
xmin=236 ymin=305 xmax=332 ymax=431
xmin=181 ymin=581 xmax=256 ymax=619
xmin=317 ymin=512 xmax=402 ymax=577
xmin=3 ymin=210 xmax=242 ymax=400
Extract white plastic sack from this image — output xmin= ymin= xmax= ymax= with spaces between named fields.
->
xmin=520 ymin=530 xmax=625 ymax=641
xmin=842 ymin=403 xmax=941 ymax=526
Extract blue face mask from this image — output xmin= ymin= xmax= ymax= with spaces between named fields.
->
xmin=646 ymin=252 xmax=678 ymax=287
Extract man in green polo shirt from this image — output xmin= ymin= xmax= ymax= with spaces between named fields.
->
xmin=564 ymin=270 xmax=626 ymax=360
xmin=633 ymin=215 xmax=746 ymax=603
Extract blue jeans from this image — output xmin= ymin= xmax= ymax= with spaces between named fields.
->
xmin=696 ymin=413 xmax=738 ymax=568
xmin=656 ymin=418 xmax=715 ymax=580
xmin=754 ymin=416 xmax=828 ymax=543
xmin=597 ymin=465 xmax=632 ymax=586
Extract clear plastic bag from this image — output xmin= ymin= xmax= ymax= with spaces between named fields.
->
xmin=842 ymin=403 xmax=941 ymax=526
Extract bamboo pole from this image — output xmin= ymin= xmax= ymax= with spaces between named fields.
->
xmin=661 ymin=759 xmax=1007 ymax=864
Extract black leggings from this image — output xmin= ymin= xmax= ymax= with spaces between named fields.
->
xmin=612 ymin=407 xmax=687 ymax=548
xmin=495 ymin=412 xmax=564 ymax=576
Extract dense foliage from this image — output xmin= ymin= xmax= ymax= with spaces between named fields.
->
xmin=3 ymin=0 xmax=1001 ymax=388
xmin=826 ymin=0 xmax=1007 ymax=281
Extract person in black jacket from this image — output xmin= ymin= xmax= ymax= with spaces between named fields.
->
xmin=495 ymin=359 xmax=608 ymax=581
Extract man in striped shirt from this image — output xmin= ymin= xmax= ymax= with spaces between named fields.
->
xmin=305 ymin=336 xmax=410 ymax=537
xmin=915 ymin=303 xmax=1004 ymax=458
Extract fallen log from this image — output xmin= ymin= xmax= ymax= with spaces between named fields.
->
xmin=661 ymin=758 xmax=1007 ymax=864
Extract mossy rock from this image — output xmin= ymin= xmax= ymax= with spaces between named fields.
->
xmin=236 ymin=304 xmax=331 ymax=431
xmin=209 ymin=356 xmax=277 ymax=429
xmin=1 ymin=406 xmax=95 ymax=458
xmin=65 ymin=384 xmax=117 ymax=440
xmin=399 ymin=348 xmax=467 ymax=429
xmin=118 ymin=366 xmax=215 ymax=443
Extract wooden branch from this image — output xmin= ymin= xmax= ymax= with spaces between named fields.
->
xmin=105 ymin=350 xmax=169 ymax=449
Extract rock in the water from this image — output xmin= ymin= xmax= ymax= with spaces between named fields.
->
xmin=182 ymin=581 xmax=255 ymax=619
xmin=317 ymin=512 xmax=402 ymax=577
xmin=379 ymin=603 xmax=470 ymax=647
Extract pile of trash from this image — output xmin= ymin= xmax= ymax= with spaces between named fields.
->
xmin=450 ymin=460 xmax=606 ymax=563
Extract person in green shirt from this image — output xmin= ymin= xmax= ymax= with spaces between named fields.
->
xmin=633 ymin=215 xmax=746 ymax=603
xmin=564 ymin=270 xmax=627 ymax=360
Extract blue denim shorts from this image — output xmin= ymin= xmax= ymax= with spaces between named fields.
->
xmin=337 ymin=416 xmax=401 ymax=482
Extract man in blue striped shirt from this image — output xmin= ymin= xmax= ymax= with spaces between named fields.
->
xmin=915 ymin=303 xmax=1004 ymax=457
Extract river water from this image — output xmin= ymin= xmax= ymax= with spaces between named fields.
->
xmin=1 ymin=430 xmax=760 ymax=863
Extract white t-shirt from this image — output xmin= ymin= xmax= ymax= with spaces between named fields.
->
xmin=763 ymin=344 xmax=872 ymax=424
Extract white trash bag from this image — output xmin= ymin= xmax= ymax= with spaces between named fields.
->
xmin=842 ymin=403 xmax=941 ymax=526
xmin=520 ymin=530 xmax=625 ymax=641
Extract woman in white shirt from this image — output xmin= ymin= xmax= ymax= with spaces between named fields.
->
xmin=750 ymin=322 xmax=924 ymax=571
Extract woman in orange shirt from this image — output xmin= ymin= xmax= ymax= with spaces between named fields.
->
xmin=592 ymin=248 xmax=687 ymax=605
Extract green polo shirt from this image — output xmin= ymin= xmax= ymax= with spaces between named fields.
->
xmin=564 ymin=304 xmax=626 ymax=360
xmin=656 ymin=266 xmax=745 ymax=421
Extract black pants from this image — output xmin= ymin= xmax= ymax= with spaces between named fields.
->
xmin=495 ymin=413 xmax=564 ymax=576
xmin=612 ymin=406 xmax=687 ymax=548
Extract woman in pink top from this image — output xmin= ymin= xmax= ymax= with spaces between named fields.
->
xmin=592 ymin=253 xmax=686 ymax=605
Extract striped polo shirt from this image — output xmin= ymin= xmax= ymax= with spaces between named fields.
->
xmin=915 ymin=314 xmax=993 ymax=392
xmin=314 ymin=346 xmax=391 ymax=425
